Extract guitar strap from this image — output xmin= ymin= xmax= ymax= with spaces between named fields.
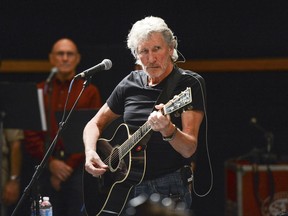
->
xmin=140 ymin=66 xmax=182 ymax=145
xmin=155 ymin=66 xmax=182 ymax=106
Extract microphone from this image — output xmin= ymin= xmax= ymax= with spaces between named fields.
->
xmin=75 ymin=59 xmax=112 ymax=79
xmin=250 ymin=117 xmax=267 ymax=134
xmin=46 ymin=67 xmax=58 ymax=83
xmin=250 ymin=117 xmax=274 ymax=153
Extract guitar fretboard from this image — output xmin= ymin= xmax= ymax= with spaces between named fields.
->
xmin=119 ymin=121 xmax=152 ymax=160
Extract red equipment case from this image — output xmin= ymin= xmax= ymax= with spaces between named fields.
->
xmin=225 ymin=161 xmax=288 ymax=216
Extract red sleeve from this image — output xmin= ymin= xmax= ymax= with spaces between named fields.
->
xmin=24 ymin=130 xmax=45 ymax=161
xmin=86 ymin=84 xmax=103 ymax=108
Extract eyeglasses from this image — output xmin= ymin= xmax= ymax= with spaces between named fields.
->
xmin=53 ymin=51 xmax=77 ymax=58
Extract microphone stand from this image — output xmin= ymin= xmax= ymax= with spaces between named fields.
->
xmin=248 ymin=118 xmax=276 ymax=211
xmin=11 ymin=77 xmax=92 ymax=216
xmin=249 ymin=117 xmax=276 ymax=163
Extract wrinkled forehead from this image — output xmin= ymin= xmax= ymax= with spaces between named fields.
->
xmin=137 ymin=32 xmax=167 ymax=50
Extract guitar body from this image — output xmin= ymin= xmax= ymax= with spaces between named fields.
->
xmin=83 ymin=123 xmax=147 ymax=216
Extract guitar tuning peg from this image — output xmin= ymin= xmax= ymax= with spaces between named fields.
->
xmin=186 ymin=105 xmax=193 ymax=111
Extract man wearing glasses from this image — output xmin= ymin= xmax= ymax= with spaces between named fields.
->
xmin=23 ymin=38 xmax=102 ymax=216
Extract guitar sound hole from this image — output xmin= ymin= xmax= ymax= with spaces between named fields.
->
xmin=109 ymin=147 xmax=121 ymax=172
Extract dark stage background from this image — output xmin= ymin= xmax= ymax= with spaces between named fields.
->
xmin=1 ymin=1 xmax=288 ymax=215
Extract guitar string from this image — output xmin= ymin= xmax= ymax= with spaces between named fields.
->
xmin=106 ymin=122 xmax=152 ymax=168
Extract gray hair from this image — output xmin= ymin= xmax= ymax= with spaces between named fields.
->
xmin=127 ymin=16 xmax=178 ymax=63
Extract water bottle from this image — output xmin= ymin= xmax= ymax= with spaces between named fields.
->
xmin=40 ymin=196 xmax=53 ymax=216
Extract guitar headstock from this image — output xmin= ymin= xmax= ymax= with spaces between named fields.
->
xmin=163 ymin=87 xmax=192 ymax=115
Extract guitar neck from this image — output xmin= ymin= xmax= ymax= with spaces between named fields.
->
xmin=116 ymin=87 xmax=192 ymax=161
xmin=118 ymin=121 xmax=152 ymax=160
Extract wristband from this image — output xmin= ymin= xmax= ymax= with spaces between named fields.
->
xmin=163 ymin=124 xmax=178 ymax=141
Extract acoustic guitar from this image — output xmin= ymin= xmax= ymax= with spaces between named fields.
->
xmin=82 ymin=87 xmax=192 ymax=216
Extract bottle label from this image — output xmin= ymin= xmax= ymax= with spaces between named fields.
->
xmin=40 ymin=207 xmax=53 ymax=216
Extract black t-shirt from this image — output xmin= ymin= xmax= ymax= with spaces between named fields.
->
xmin=106 ymin=67 xmax=206 ymax=179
